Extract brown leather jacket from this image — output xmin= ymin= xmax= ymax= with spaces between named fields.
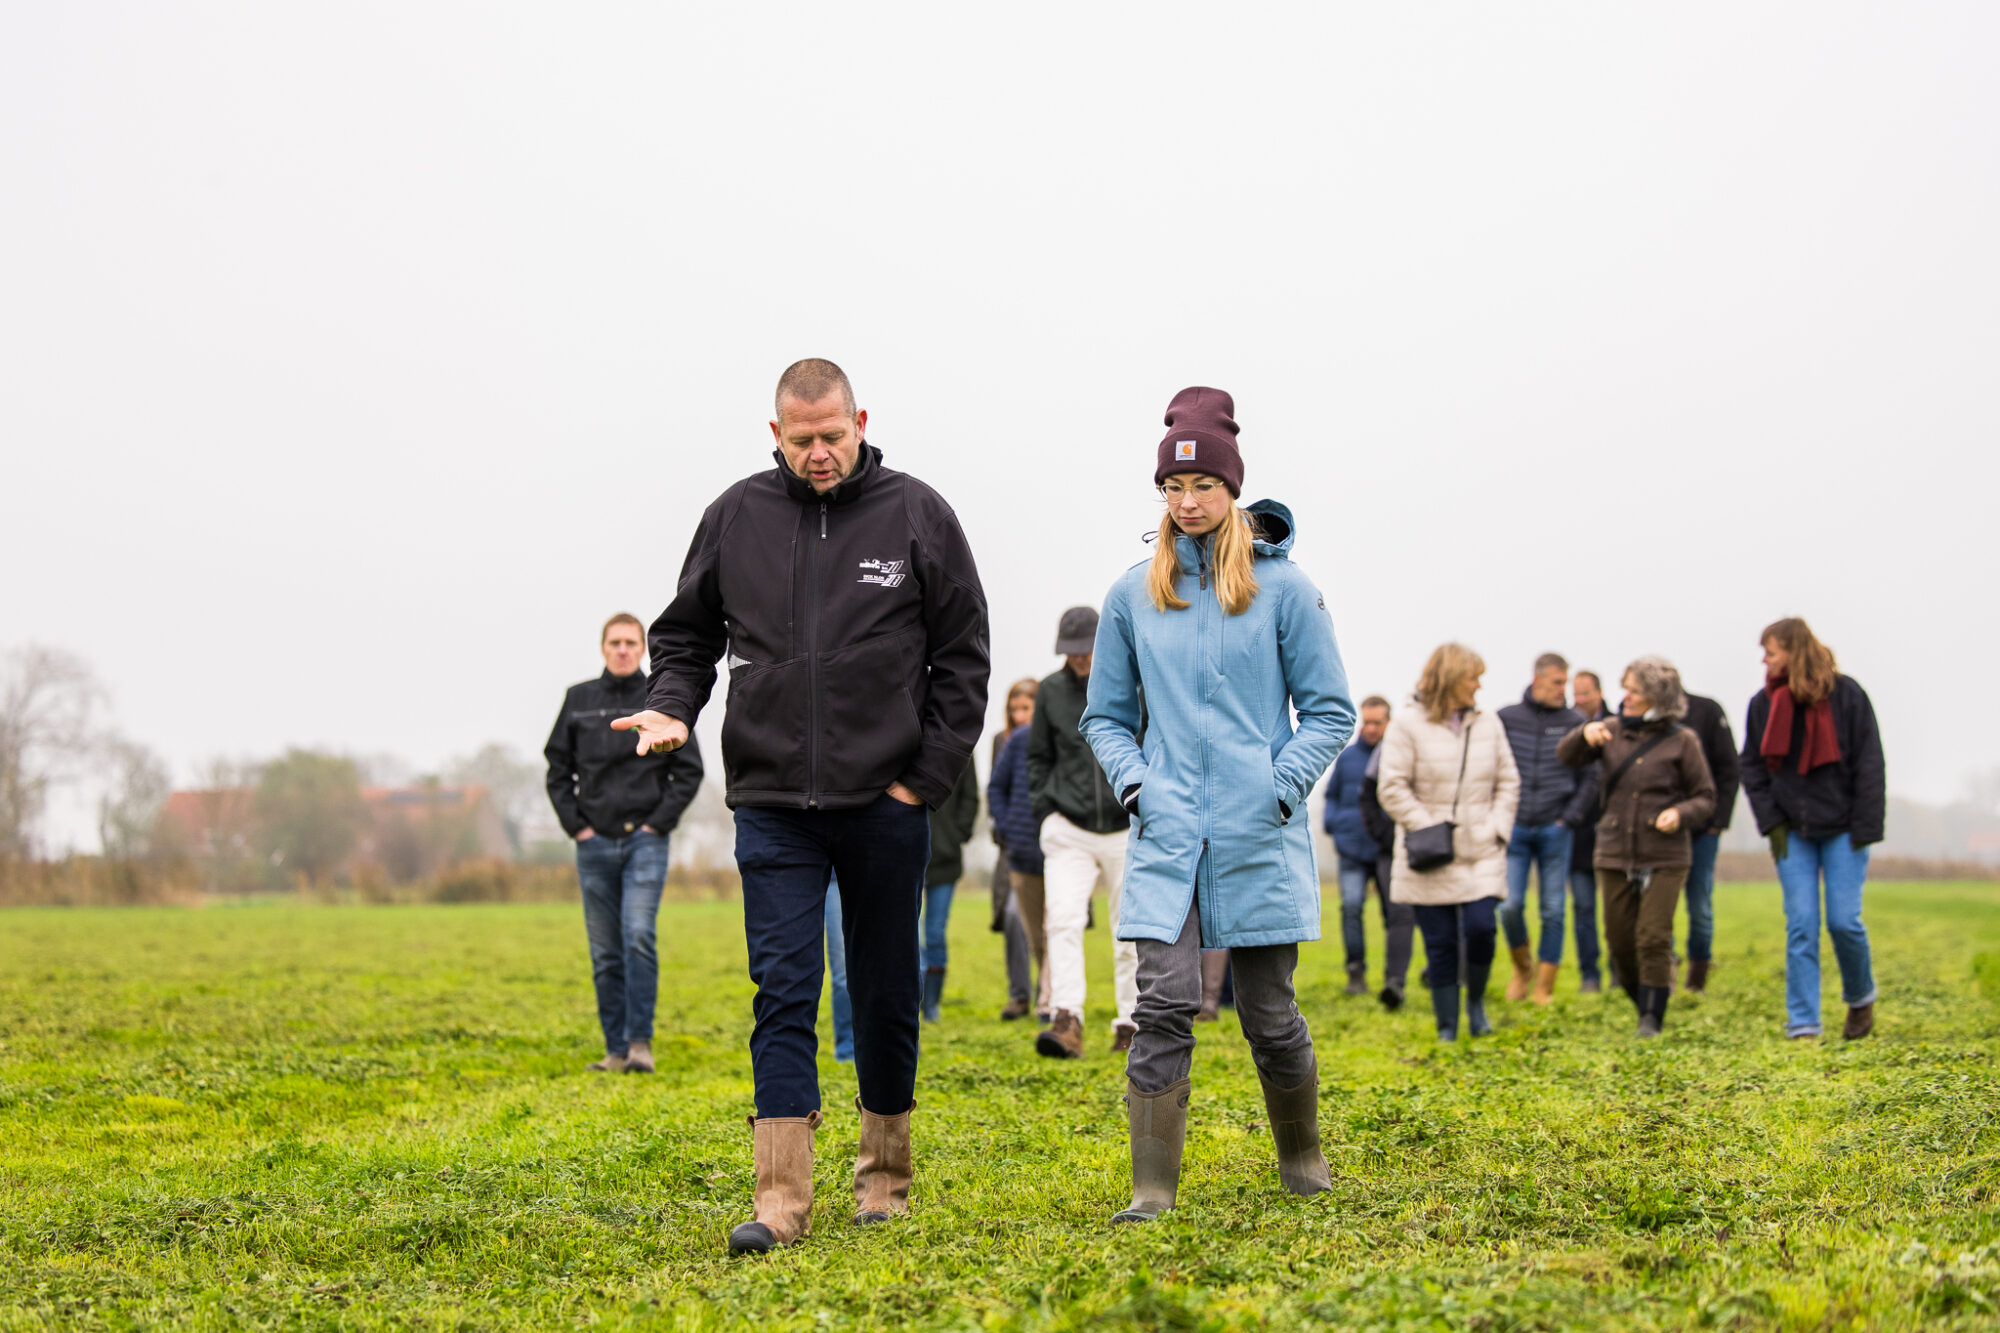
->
xmin=1557 ymin=717 xmax=1716 ymax=871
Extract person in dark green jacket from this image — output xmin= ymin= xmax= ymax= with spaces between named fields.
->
xmin=920 ymin=759 xmax=982 ymax=1022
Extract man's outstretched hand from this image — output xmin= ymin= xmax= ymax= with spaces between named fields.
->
xmin=611 ymin=710 xmax=689 ymax=756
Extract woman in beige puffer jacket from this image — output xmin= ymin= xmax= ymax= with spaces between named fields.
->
xmin=1378 ymin=644 xmax=1520 ymax=1041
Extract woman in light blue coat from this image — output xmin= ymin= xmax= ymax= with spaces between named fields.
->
xmin=1081 ymin=386 xmax=1355 ymax=1223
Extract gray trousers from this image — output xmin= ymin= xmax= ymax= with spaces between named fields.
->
xmin=1003 ymin=900 xmax=1032 ymax=1004
xmin=1126 ymin=896 xmax=1316 ymax=1093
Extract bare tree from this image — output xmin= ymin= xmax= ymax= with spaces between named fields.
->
xmin=0 ymin=646 xmax=103 ymax=860
xmin=97 ymin=739 xmax=170 ymax=862
xmin=445 ymin=743 xmax=540 ymax=855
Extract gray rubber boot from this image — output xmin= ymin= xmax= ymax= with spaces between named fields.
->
xmin=1112 ymin=1079 xmax=1190 ymax=1223
xmin=1258 ymin=1061 xmax=1332 ymax=1195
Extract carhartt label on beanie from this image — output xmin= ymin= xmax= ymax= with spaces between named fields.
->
xmin=1155 ymin=386 xmax=1243 ymax=496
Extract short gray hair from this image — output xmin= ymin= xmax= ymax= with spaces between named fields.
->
xmin=774 ymin=358 xmax=855 ymax=419
xmin=1622 ymin=655 xmax=1688 ymax=720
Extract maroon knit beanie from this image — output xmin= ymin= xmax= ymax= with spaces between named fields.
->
xmin=1155 ymin=386 xmax=1243 ymax=497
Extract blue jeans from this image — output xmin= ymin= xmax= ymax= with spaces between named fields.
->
xmin=921 ymin=881 xmax=955 ymax=971
xmin=1569 ymin=867 xmax=1601 ymax=981
xmin=1337 ymin=855 xmax=1415 ymax=987
xmin=1775 ymin=831 xmax=1876 ymax=1037
xmin=735 ymin=793 xmax=930 ymax=1119
xmin=1337 ymin=856 xmax=1376 ymax=965
xmin=824 ymin=882 xmax=854 ymax=1063
xmin=1503 ymin=823 xmax=1572 ymax=965
xmin=575 ymin=830 xmax=670 ymax=1054
xmin=1684 ymin=831 xmax=1721 ymax=962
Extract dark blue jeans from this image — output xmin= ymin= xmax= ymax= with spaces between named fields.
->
xmin=1413 ymin=898 xmax=1498 ymax=988
xmin=921 ymin=881 xmax=955 ymax=971
xmin=824 ymin=882 xmax=854 ymax=1063
xmin=1683 ymin=831 xmax=1720 ymax=962
xmin=1569 ymin=866 xmax=1602 ymax=981
xmin=1503 ymin=822 xmax=1573 ymax=964
xmin=735 ymin=794 xmax=930 ymax=1119
xmin=575 ymin=830 xmax=670 ymax=1055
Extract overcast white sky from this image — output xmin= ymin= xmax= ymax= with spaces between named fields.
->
xmin=4 ymin=4 xmax=1996 ymax=847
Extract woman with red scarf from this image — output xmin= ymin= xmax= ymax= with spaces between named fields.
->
xmin=1739 ymin=618 xmax=1886 ymax=1041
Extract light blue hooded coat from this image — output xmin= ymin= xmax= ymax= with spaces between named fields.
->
xmin=1080 ymin=500 xmax=1355 ymax=948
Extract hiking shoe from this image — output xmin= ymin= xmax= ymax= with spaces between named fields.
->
xmin=1036 ymin=1011 xmax=1084 ymax=1059
xmin=586 ymin=1052 xmax=628 ymax=1073
xmin=1578 ymin=975 xmax=1603 ymax=995
xmin=1111 ymin=1023 xmax=1136 ymax=1054
xmin=1378 ymin=985 xmax=1405 ymax=1012
xmin=999 ymin=997 xmax=1031 ymax=1022
xmin=623 ymin=1042 xmax=655 ymax=1074
xmin=1843 ymin=1002 xmax=1875 ymax=1040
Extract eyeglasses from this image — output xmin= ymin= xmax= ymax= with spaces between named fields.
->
xmin=1158 ymin=480 xmax=1227 ymax=502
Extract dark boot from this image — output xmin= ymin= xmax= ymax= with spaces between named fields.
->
xmin=1343 ymin=960 xmax=1368 ymax=997
xmin=1842 ymin=1001 xmax=1875 ymax=1040
xmin=1636 ymin=987 xmax=1666 ymax=1038
xmin=1377 ymin=983 xmax=1405 ymax=1012
xmin=1465 ymin=959 xmax=1493 ymax=1038
xmin=1195 ymin=951 xmax=1229 ymax=1022
xmin=920 ymin=967 xmax=945 ymax=1024
xmin=1430 ymin=985 xmax=1460 ymax=1043
xmin=728 ymin=1110 xmax=821 ymax=1254
xmin=1685 ymin=959 xmax=1711 ymax=994
xmin=1258 ymin=1062 xmax=1332 ymax=1195
xmin=1112 ymin=1079 xmax=1189 ymax=1222
xmin=852 ymin=1098 xmax=913 ymax=1224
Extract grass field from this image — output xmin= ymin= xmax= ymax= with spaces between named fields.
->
xmin=2 ymin=883 xmax=1998 ymax=1331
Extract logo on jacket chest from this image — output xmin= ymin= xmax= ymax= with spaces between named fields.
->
xmin=857 ymin=558 xmax=907 ymax=588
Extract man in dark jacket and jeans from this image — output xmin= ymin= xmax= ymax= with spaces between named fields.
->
xmin=1498 ymin=654 xmax=1597 ymax=1003
xmin=1027 ymin=606 xmax=1137 ymax=1058
xmin=1677 ymin=692 xmax=1741 ymax=993
xmin=544 ymin=613 xmax=705 ymax=1076
xmin=1323 ymin=696 xmax=1413 ymax=1004
xmin=614 ymin=359 xmax=989 ymax=1255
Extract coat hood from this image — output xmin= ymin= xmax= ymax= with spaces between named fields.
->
xmin=1170 ymin=498 xmax=1298 ymax=573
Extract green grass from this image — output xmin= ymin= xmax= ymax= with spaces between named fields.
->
xmin=2 ymin=883 xmax=1997 ymax=1331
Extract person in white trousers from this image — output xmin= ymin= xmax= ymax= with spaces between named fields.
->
xmin=1027 ymin=606 xmax=1141 ymax=1057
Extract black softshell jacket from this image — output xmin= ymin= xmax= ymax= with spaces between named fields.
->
xmin=544 ymin=669 xmax=706 ymax=838
xmin=1738 ymin=675 xmax=1885 ymax=846
xmin=645 ymin=445 xmax=990 ymax=811
xmin=1026 ymin=664 xmax=1129 ymax=834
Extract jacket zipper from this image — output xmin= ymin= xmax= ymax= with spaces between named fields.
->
xmin=806 ymin=502 xmax=827 ymax=808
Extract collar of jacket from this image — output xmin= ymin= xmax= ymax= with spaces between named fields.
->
xmin=1169 ymin=496 xmax=1298 ymax=573
xmin=600 ymin=667 xmax=648 ymax=695
xmin=1518 ymin=686 xmax=1566 ymax=713
xmin=773 ymin=442 xmax=882 ymax=507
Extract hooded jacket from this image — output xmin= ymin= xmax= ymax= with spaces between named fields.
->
xmin=1081 ymin=501 xmax=1355 ymax=949
xmin=544 ymin=668 xmax=706 ymax=838
xmin=1737 ymin=675 xmax=1884 ymax=845
xmin=1026 ymin=663 xmax=1129 ymax=834
xmin=1496 ymin=689 xmax=1595 ymax=827
xmin=643 ymin=445 xmax=990 ymax=811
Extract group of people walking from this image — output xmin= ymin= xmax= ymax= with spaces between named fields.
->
xmin=542 ymin=358 xmax=1888 ymax=1255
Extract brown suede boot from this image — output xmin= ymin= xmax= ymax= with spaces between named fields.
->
xmin=584 ymin=1051 xmax=627 ymax=1073
xmin=1258 ymin=1062 xmax=1332 ymax=1196
xmin=1036 ymin=1010 xmax=1084 ymax=1058
xmin=622 ymin=1041 xmax=655 ymax=1074
xmin=1842 ymin=1002 xmax=1875 ymax=1040
xmin=1112 ymin=1078 xmax=1190 ymax=1222
xmin=728 ymin=1110 xmax=821 ymax=1254
xmin=852 ymin=1097 xmax=913 ymax=1224
xmin=1194 ymin=950 xmax=1229 ymax=1022
xmin=1505 ymin=944 xmax=1534 ymax=1001
xmin=1531 ymin=962 xmax=1559 ymax=1005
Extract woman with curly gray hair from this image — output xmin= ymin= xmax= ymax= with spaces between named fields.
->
xmin=1557 ymin=656 xmax=1717 ymax=1037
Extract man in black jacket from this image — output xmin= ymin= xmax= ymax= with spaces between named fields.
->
xmin=1026 ymin=606 xmax=1137 ymax=1059
xmin=1678 ymin=692 xmax=1741 ymax=993
xmin=1497 ymin=654 xmax=1598 ymax=1003
xmin=613 ymin=359 xmax=989 ymax=1255
xmin=544 ymin=613 xmax=705 ymax=1077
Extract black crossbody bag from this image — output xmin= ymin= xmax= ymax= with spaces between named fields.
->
xmin=1406 ymin=722 xmax=1474 ymax=873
